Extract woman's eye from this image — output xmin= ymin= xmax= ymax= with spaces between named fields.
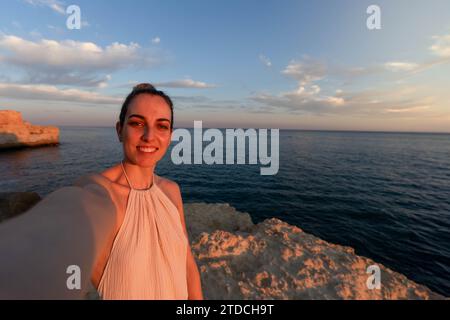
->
xmin=158 ymin=124 xmax=169 ymax=130
xmin=129 ymin=121 xmax=143 ymax=127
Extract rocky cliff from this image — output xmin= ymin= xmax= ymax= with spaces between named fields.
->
xmin=0 ymin=192 xmax=41 ymax=223
xmin=184 ymin=203 xmax=444 ymax=300
xmin=0 ymin=110 xmax=59 ymax=149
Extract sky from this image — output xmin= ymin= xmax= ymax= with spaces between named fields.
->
xmin=0 ymin=0 xmax=450 ymax=132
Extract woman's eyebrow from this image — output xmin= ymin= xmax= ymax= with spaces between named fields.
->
xmin=128 ymin=114 xmax=146 ymax=121
xmin=128 ymin=115 xmax=170 ymax=123
xmin=128 ymin=114 xmax=170 ymax=123
xmin=157 ymin=118 xmax=171 ymax=123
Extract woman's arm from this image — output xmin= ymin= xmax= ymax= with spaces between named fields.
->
xmin=186 ymin=242 xmax=204 ymax=300
xmin=172 ymin=183 xmax=204 ymax=300
xmin=0 ymin=182 xmax=117 ymax=299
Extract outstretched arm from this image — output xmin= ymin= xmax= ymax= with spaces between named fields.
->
xmin=0 ymin=183 xmax=116 ymax=299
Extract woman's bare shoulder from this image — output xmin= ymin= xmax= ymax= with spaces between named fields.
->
xmin=74 ymin=165 xmax=121 ymax=192
xmin=156 ymin=175 xmax=182 ymax=208
xmin=73 ymin=165 xmax=124 ymax=215
xmin=99 ymin=165 xmax=122 ymax=182
xmin=156 ymin=175 xmax=181 ymax=194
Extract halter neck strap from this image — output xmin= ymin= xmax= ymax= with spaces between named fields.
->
xmin=120 ymin=161 xmax=155 ymax=191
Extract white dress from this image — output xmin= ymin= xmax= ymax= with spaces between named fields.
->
xmin=97 ymin=164 xmax=188 ymax=299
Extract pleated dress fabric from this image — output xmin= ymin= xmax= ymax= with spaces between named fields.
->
xmin=97 ymin=163 xmax=188 ymax=300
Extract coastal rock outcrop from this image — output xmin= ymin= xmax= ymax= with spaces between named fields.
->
xmin=183 ymin=203 xmax=444 ymax=300
xmin=0 ymin=192 xmax=41 ymax=223
xmin=0 ymin=110 xmax=59 ymax=150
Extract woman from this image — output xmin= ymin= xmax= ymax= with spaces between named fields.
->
xmin=75 ymin=83 xmax=203 ymax=300
xmin=0 ymin=83 xmax=203 ymax=300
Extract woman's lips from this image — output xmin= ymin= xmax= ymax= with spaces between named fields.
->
xmin=137 ymin=146 xmax=159 ymax=153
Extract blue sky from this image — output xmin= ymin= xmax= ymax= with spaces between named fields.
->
xmin=1 ymin=0 xmax=450 ymax=131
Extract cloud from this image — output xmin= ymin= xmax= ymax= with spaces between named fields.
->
xmin=167 ymin=95 xmax=250 ymax=113
xmin=24 ymin=0 xmax=65 ymax=15
xmin=251 ymin=86 xmax=345 ymax=115
xmin=154 ymin=79 xmax=217 ymax=89
xmin=251 ymin=85 xmax=434 ymax=117
xmin=382 ymin=34 xmax=450 ymax=75
xmin=172 ymin=95 xmax=211 ymax=103
xmin=378 ymin=33 xmax=450 ymax=76
xmin=430 ymin=34 xmax=450 ymax=57
xmin=330 ymin=33 xmax=450 ymax=80
xmin=0 ymin=35 xmax=143 ymax=70
xmin=22 ymin=73 xmax=112 ymax=88
xmin=250 ymin=56 xmax=344 ymax=114
xmin=247 ymin=31 xmax=448 ymax=118
xmin=0 ymin=83 xmax=122 ymax=104
xmin=282 ymin=57 xmax=326 ymax=86
xmin=385 ymin=106 xmax=430 ymax=113
xmin=259 ymin=54 xmax=272 ymax=67
xmin=0 ymin=35 xmax=163 ymax=87
xmin=152 ymin=37 xmax=161 ymax=44
xmin=384 ymin=62 xmax=420 ymax=72
xmin=249 ymin=54 xmax=437 ymax=117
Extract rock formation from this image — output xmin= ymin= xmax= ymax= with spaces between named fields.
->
xmin=184 ymin=203 xmax=444 ymax=300
xmin=0 ymin=110 xmax=59 ymax=150
xmin=0 ymin=192 xmax=41 ymax=223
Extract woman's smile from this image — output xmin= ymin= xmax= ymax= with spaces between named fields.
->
xmin=137 ymin=146 xmax=159 ymax=153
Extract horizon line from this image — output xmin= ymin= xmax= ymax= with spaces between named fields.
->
xmin=57 ymin=125 xmax=450 ymax=135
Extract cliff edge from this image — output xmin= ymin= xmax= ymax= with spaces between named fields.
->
xmin=0 ymin=110 xmax=59 ymax=150
xmin=184 ymin=203 xmax=445 ymax=300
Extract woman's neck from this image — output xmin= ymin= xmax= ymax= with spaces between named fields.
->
xmin=121 ymin=161 xmax=155 ymax=189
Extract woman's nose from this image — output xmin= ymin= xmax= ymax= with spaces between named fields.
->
xmin=141 ymin=126 xmax=154 ymax=141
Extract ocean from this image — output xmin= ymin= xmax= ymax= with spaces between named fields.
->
xmin=1 ymin=126 xmax=449 ymax=296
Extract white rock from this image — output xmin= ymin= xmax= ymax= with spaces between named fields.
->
xmin=184 ymin=203 xmax=445 ymax=300
xmin=0 ymin=110 xmax=59 ymax=149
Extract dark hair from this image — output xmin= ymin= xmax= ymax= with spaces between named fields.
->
xmin=119 ymin=83 xmax=174 ymax=130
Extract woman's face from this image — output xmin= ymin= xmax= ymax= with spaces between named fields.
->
xmin=117 ymin=94 xmax=172 ymax=168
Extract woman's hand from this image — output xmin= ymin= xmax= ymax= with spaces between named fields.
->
xmin=0 ymin=183 xmax=117 ymax=299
